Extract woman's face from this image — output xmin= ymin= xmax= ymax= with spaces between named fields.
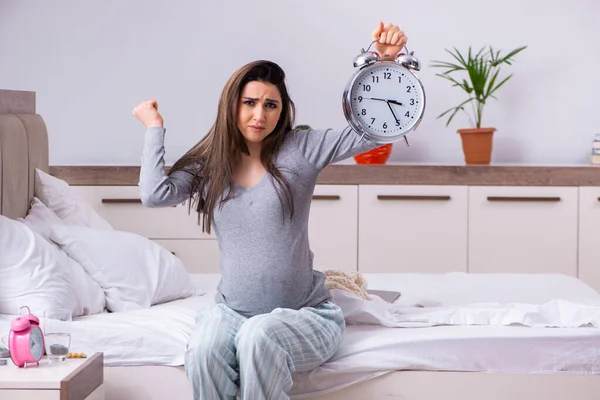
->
xmin=237 ymin=81 xmax=283 ymax=145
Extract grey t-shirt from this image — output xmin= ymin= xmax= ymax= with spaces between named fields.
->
xmin=139 ymin=126 xmax=377 ymax=317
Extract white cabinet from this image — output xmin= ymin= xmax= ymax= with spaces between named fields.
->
xmin=153 ymin=239 xmax=221 ymax=273
xmin=358 ymin=185 xmax=468 ymax=273
xmin=70 ymin=183 xmax=599 ymax=287
xmin=468 ymin=186 xmax=578 ymax=275
xmin=71 ymin=186 xmax=219 ymax=272
xmin=0 ymin=353 xmax=104 ymax=399
xmin=578 ymin=187 xmax=600 ymax=292
xmin=73 ymin=185 xmax=358 ymax=273
xmin=71 ymin=186 xmax=214 ymax=239
xmin=308 ymin=185 xmax=358 ymax=273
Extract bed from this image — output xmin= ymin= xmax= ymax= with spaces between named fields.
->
xmin=2 ymin=89 xmax=600 ymax=399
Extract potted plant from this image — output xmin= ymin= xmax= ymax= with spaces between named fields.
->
xmin=431 ymin=45 xmax=526 ymax=164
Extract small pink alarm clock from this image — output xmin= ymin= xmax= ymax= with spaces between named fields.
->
xmin=8 ymin=306 xmax=45 ymax=368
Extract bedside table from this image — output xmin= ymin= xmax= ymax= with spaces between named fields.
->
xmin=0 ymin=352 xmax=104 ymax=399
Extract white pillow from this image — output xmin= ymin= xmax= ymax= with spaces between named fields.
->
xmin=34 ymin=169 xmax=113 ymax=230
xmin=0 ymin=215 xmax=105 ymax=317
xmin=18 ymin=197 xmax=66 ymax=242
xmin=18 ymin=198 xmax=106 ymax=316
xmin=50 ymin=225 xmax=197 ymax=312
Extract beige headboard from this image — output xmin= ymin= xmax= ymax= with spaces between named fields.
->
xmin=0 ymin=89 xmax=49 ymax=219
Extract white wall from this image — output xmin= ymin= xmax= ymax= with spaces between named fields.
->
xmin=1 ymin=0 xmax=599 ymax=166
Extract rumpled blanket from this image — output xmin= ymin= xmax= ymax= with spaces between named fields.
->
xmin=331 ymin=289 xmax=600 ymax=329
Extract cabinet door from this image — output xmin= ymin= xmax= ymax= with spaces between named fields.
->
xmin=578 ymin=187 xmax=600 ymax=292
xmin=71 ymin=186 xmax=214 ymax=239
xmin=153 ymin=239 xmax=220 ymax=273
xmin=358 ymin=185 xmax=468 ymax=273
xmin=308 ymin=185 xmax=358 ymax=272
xmin=468 ymin=186 xmax=578 ymax=275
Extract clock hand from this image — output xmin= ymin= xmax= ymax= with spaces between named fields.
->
xmin=385 ymin=101 xmax=401 ymax=125
xmin=369 ymin=97 xmax=404 ymax=106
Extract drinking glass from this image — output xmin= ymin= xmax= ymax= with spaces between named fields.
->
xmin=43 ymin=309 xmax=72 ymax=361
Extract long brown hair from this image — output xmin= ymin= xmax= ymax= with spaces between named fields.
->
xmin=168 ymin=60 xmax=296 ymax=233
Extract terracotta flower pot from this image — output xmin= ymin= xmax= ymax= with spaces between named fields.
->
xmin=457 ymin=127 xmax=496 ymax=165
xmin=354 ymin=144 xmax=393 ymax=164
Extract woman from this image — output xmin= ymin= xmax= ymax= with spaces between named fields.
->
xmin=133 ymin=21 xmax=407 ymax=400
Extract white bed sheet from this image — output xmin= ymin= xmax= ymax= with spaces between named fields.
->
xmin=0 ymin=291 xmax=209 ymax=366
xmin=290 ymin=323 xmax=600 ymax=397
xmin=1 ymin=272 xmax=600 ymax=398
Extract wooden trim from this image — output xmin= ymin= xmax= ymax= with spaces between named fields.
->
xmin=377 ymin=195 xmax=451 ymax=201
xmin=312 ymin=195 xmax=341 ymax=200
xmin=102 ymin=198 xmax=142 ymax=204
xmin=48 ymin=165 xmax=600 ymax=187
xmin=318 ymin=165 xmax=600 ymax=186
xmin=49 ymin=166 xmax=142 ymax=186
xmin=0 ymin=89 xmax=35 ymax=114
xmin=61 ymin=352 xmax=103 ymax=400
xmin=487 ymin=196 xmax=561 ymax=202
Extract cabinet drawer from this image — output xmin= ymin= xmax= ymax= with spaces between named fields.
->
xmin=0 ymin=390 xmax=59 ymax=400
xmin=359 ymin=185 xmax=468 ymax=273
xmin=468 ymin=186 xmax=577 ymax=275
xmin=71 ymin=186 xmax=213 ymax=239
xmin=154 ymin=239 xmax=220 ymax=273
xmin=308 ymin=185 xmax=358 ymax=272
xmin=0 ymin=384 xmax=104 ymax=400
xmin=578 ymin=187 xmax=600 ymax=292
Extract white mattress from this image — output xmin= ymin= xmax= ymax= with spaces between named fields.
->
xmin=1 ymin=272 xmax=600 ymax=397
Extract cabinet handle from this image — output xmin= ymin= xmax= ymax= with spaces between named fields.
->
xmin=102 ymin=198 xmax=142 ymax=204
xmin=312 ymin=195 xmax=341 ymax=200
xmin=486 ymin=196 xmax=561 ymax=202
xmin=377 ymin=195 xmax=451 ymax=201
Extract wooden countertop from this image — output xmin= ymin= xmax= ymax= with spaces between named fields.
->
xmin=49 ymin=164 xmax=600 ymax=186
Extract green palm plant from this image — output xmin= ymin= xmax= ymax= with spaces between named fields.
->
xmin=431 ymin=45 xmax=527 ymax=129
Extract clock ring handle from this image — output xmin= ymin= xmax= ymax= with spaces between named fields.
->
xmin=362 ymin=40 xmax=410 ymax=57
xmin=362 ymin=39 xmax=378 ymax=53
xmin=18 ymin=306 xmax=32 ymax=317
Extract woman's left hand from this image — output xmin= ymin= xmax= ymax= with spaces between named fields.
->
xmin=371 ymin=22 xmax=407 ymax=60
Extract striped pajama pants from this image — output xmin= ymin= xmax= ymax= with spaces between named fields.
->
xmin=184 ymin=301 xmax=345 ymax=400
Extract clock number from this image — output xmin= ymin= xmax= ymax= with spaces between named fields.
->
xmin=358 ymin=96 xmax=363 ymax=103
xmin=398 ymin=76 xmax=402 ymax=83
xmin=383 ymin=122 xmax=388 ymax=129
xmin=362 ymin=84 xmax=371 ymax=91
xmin=396 ymin=120 xmax=400 ymax=126
xmin=406 ymin=86 xmax=412 ymax=93
xmin=370 ymin=118 xmax=376 ymax=124
xmin=372 ymin=76 xmax=379 ymax=83
xmin=410 ymin=99 xmax=415 ymax=105
xmin=383 ymin=72 xmax=391 ymax=80
xmin=361 ymin=109 xmax=367 ymax=115
xmin=405 ymin=111 xmax=410 ymax=117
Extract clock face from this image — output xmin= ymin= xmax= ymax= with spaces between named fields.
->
xmin=346 ymin=62 xmax=425 ymax=142
xmin=29 ymin=326 xmax=44 ymax=360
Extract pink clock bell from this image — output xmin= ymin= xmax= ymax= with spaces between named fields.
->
xmin=8 ymin=306 xmax=45 ymax=368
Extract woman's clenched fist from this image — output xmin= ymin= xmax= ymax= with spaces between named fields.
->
xmin=132 ymin=99 xmax=164 ymax=128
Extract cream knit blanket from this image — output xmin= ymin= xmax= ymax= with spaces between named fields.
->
xmin=323 ymin=269 xmax=369 ymax=300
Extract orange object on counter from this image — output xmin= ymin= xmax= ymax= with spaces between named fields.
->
xmin=353 ymin=144 xmax=393 ymax=164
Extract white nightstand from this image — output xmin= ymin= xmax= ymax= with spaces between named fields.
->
xmin=0 ymin=352 xmax=104 ymax=400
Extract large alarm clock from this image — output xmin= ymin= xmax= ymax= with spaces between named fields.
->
xmin=343 ymin=42 xmax=426 ymax=145
xmin=8 ymin=306 xmax=45 ymax=367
